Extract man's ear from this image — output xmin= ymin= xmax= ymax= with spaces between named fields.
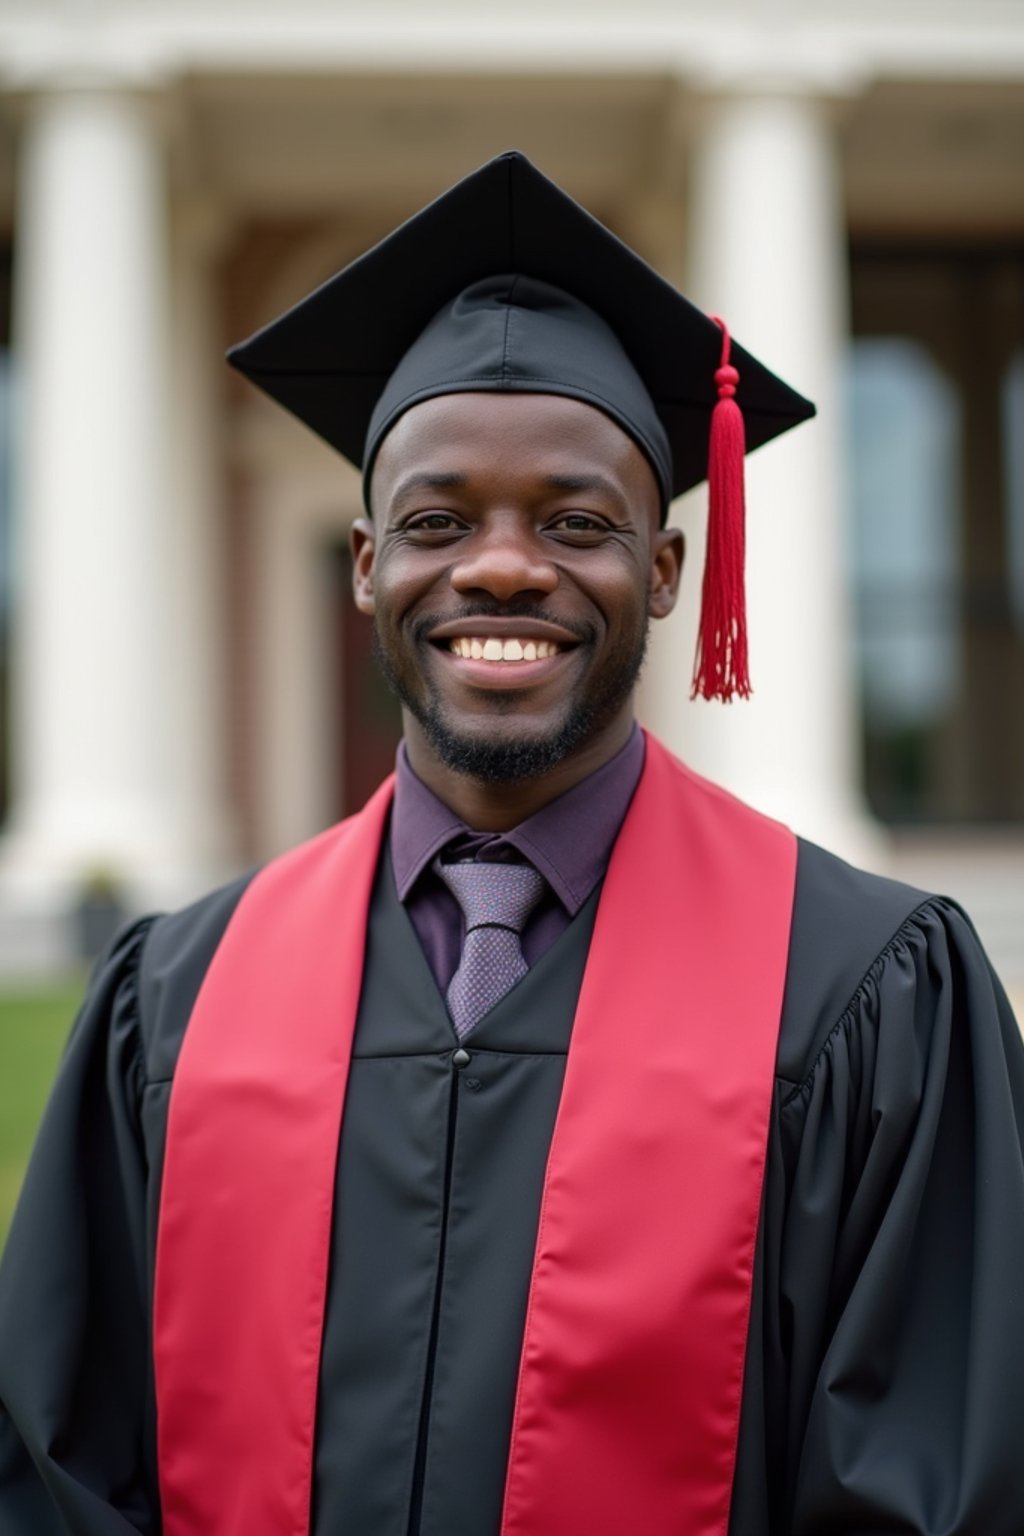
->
xmin=351 ymin=518 xmax=376 ymax=615
xmin=649 ymin=528 xmax=684 ymax=621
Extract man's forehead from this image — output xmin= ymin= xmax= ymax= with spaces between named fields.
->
xmin=371 ymin=392 xmax=660 ymax=510
xmin=378 ymin=390 xmax=646 ymax=455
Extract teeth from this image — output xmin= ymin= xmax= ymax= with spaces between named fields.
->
xmin=447 ymin=636 xmax=561 ymax=662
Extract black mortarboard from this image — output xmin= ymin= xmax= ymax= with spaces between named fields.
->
xmin=227 ymin=150 xmax=815 ymax=700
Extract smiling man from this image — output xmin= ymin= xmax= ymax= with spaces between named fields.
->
xmin=1 ymin=152 xmax=1023 ymax=1536
xmin=359 ymin=390 xmax=677 ymax=818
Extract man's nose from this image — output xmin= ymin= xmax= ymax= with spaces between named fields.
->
xmin=449 ymin=522 xmax=559 ymax=601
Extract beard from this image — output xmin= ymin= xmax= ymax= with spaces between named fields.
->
xmin=372 ymin=607 xmax=649 ymax=785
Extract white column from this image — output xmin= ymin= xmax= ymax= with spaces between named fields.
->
xmin=164 ymin=201 xmax=240 ymax=890
xmin=3 ymin=88 xmax=190 ymax=908
xmin=642 ymin=87 xmax=880 ymax=864
xmin=250 ymin=474 xmax=340 ymax=861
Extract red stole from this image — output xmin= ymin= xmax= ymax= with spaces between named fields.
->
xmin=153 ymin=734 xmax=796 ymax=1536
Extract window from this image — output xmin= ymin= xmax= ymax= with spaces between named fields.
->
xmin=848 ymin=249 xmax=1024 ymax=824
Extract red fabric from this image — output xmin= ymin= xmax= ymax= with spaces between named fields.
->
xmin=153 ymin=777 xmax=393 ymax=1536
xmin=153 ymin=736 xmax=796 ymax=1536
xmin=500 ymin=739 xmax=794 ymax=1536
xmin=692 ymin=318 xmax=751 ymax=703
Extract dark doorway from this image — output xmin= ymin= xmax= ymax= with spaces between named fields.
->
xmin=328 ymin=543 xmax=402 ymax=818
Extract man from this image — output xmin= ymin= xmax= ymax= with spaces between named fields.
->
xmin=1 ymin=151 xmax=1022 ymax=1536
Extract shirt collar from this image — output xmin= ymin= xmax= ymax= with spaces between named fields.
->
xmin=390 ymin=724 xmax=645 ymax=917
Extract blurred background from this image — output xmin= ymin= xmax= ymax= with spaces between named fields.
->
xmin=0 ymin=0 xmax=1021 ymax=1233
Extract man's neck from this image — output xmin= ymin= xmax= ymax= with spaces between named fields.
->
xmin=401 ymin=711 xmax=637 ymax=832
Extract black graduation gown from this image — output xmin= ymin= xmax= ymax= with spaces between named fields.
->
xmin=1 ymin=837 xmax=1023 ymax=1536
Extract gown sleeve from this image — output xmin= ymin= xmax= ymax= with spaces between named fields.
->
xmin=0 ymin=919 xmax=159 ymax=1536
xmin=777 ymin=897 xmax=1024 ymax=1535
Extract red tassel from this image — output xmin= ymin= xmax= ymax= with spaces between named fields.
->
xmin=691 ymin=317 xmax=752 ymax=702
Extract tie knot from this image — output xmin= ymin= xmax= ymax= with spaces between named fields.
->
xmin=434 ymin=856 xmax=545 ymax=936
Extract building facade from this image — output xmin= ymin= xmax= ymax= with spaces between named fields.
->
xmin=0 ymin=1 xmax=1021 ymax=992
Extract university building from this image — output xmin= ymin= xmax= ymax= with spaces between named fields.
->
xmin=0 ymin=1 xmax=1021 ymax=997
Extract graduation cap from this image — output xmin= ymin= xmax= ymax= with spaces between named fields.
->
xmin=228 ymin=151 xmax=815 ymax=701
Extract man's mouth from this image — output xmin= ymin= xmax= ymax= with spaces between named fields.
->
xmin=425 ymin=615 xmax=585 ymax=675
xmin=446 ymin=636 xmax=564 ymax=663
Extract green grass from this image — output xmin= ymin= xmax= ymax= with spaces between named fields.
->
xmin=0 ymin=981 xmax=85 ymax=1252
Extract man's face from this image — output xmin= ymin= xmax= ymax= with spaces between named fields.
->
xmin=352 ymin=392 xmax=682 ymax=784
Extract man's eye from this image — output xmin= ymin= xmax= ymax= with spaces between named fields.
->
xmin=549 ymin=512 xmax=607 ymax=533
xmin=406 ymin=513 xmax=462 ymax=532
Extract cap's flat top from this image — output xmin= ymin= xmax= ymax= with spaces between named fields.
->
xmin=227 ymin=150 xmax=815 ymax=498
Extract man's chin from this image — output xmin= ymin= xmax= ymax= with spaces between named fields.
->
xmin=373 ymin=620 xmax=649 ymax=786
xmin=412 ymin=712 xmax=585 ymax=785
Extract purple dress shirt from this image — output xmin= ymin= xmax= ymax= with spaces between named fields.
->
xmin=389 ymin=725 xmax=645 ymax=993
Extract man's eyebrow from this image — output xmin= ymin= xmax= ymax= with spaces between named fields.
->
xmin=390 ymin=471 xmax=468 ymax=504
xmin=543 ymin=473 xmax=627 ymax=507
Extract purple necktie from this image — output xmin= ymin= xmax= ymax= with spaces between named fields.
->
xmin=433 ymin=857 xmax=546 ymax=1039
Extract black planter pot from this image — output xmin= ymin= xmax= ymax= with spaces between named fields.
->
xmin=75 ymin=890 xmax=128 ymax=963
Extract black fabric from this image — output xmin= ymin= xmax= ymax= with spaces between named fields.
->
xmin=0 ymin=874 xmax=252 ymax=1536
xmin=315 ymin=852 xmax=597 ymax=1536
xmin=2 ymin=840 xmax=1023 ymax=1534
xmin=362 ymin=274 xmax=674 ymax=510
xmin=226 ymin=151 xmax=815 ymax=506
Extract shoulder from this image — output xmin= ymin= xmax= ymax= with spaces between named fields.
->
xmin=775 ymin=838 xmax=994 ymax=1087
xmin=133 ymin=871 xmax=257 ymax=1081
xmin=126 ymin=791 xmax=394 ymax=1080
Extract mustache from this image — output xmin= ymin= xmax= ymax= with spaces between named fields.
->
xmin=410 ymin=606 xmax=597 ymax=647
